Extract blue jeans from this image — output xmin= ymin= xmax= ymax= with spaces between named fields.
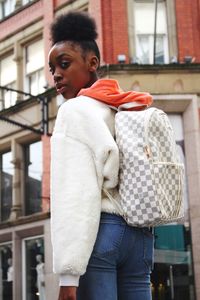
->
xmin=77 ymin=213 xmax=154 ymax=300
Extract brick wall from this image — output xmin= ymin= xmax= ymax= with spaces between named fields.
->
xmin=100 ymin=0 xmax=129 ymax=64
xmin=43 ymin=0 xmax=54 ymax=86
xmin=89 ymin=0 xmax=103 ymax=64
xmin=175 ymin=0 xmax=200 ymax=62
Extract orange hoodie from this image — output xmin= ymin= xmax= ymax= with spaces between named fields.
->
xmin=78 ymin=79 xmax=153 ymax=109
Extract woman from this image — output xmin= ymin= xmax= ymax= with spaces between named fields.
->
xmin=49 ymin=11 xmax=154 ymax=300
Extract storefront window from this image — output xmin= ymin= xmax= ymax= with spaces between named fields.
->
xmin=0 ymin=242 xmax=13 ymax=300
xmin=0 ymin=151 xmax=13 ymax=222
xmin=24 ymin=141 xmax=42 ymax=215
xmin=23 ymin=236 xmax=45 ymax=300
xmin=151 ymin=114 xmax=195 ymax=300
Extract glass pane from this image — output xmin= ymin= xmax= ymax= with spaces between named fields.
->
xmin=28 ymin=70 xmax=45 ymax=95
xmin=0 ymin=151 xmax=13 ymax=222
xmin=26 ymin=40 xmax=44 ymax=74
xmin=28 ymin=73 xmax=37 ymax=95
xmin=137 ymin=35 xmax=150 ymax=64
xmin=155 ymin=36 xmax=165 ymax=64
xmin=38 ymin=70 xmax=46 ymax=94
xmin=134 ymin=1 xmax=169 ymax=64
xmin=0 ymin=90 xmax=3 ymax=110
xmin=24 ymin=237 xmax=45 ymax=300
xmin=4 ymin=0 xmax=15 ymax=17
xmin=24 ymin=141 xmax=42 ymax=215
xmin=134 ymin=1 xmax=167 ymax=34
xmin=0 ymin=3 xmax=3 ymax=20
xmin=3 ymin=83 xmax=17 ymax=109
xmin=0 ymin=243 xmax=13 ymax=300
xmin=0 ymin=55 xmax=17 ymax=86
xmin=152 ymin=225 xmax=195 ymax=300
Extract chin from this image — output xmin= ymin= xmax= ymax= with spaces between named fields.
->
xmin=63 ymin=92 xmax=78 ymax=100
xmin=61 ymin=93 xmax=71 ymax=100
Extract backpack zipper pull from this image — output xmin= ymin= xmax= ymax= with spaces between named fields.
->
xmin=144 ymin=145 xmax=151 ymax=158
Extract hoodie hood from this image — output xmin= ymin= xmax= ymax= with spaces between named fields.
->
xmin=78 ymin=79 xmax=153 ymax=110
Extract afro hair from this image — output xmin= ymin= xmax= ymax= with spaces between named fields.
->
xmin=50 ymin=11 xmax=98 ymax=45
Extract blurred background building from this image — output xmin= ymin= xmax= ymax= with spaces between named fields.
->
xmin=0 ymin=0 xmax=200 ymax=299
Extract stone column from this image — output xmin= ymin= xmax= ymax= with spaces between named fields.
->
xmin=13 ymin=41 xmax=23 ymax=103
xmin=9 ymin=140 xmax=22 ymax=220
xmin=44 ymin=220 xmax=59 ymax=299
xmin=184 ymin=95 xmax=200 ymax=300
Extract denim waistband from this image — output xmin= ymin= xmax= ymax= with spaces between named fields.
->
xmin=100 ymin=212 xmax=154 ymax=233
xmin=101 ymin=212 xmax=126 ymax=224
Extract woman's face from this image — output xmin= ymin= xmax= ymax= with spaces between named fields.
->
xmin=48 ymin=41 xmax=98 ymax=99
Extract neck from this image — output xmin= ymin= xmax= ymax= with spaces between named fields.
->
xmin=85 ymin=73 xmax=98 ymax=88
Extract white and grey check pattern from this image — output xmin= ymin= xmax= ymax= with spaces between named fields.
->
xmin=115 ymin=108 xmax=184 ymax=227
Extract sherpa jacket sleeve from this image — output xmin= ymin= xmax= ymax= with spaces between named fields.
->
xmin=50 ymin=97 xmax=119 ymax=286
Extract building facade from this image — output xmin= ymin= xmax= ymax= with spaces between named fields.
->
xmin=0 ymin=0 xmax=200 ymax=299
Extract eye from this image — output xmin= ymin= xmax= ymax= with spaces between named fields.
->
xmin=49 ymin=65 xmax=55 ymax=75
xmin=60 ymin=61 xmax=70 ymax=69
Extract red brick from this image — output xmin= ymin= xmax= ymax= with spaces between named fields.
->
xmin=175 ymin=0 xmax=200 ymax=62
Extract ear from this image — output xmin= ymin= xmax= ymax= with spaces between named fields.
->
xmin=88 ymin=55 xmax=99 ymax=72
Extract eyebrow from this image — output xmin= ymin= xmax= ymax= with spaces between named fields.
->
xmin=49 ymin=52 xmax=73 ymax=66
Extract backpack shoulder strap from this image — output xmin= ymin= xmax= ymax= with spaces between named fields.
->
xmin=103 ymin=188 xmax=124 ymax=215
xmin=143 ymin=107 xmax=157 ymax=147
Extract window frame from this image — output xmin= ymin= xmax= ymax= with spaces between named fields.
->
xmin=24 ymin=38 xmax=45 ymax=96
xmin=0 ymin=0 xmax=15 ymax=20
xmin=0 ymin=52 xmax=17 ymax=110
xmin=22 ymin=235 xmax=44 ymax=300
xmin=127 ymin=0 xmax=177 ymax=64
xmin=0 ymin=240 xmax=13 ymax=299
xmin=23 ymin=140 xmax=43 ymax=216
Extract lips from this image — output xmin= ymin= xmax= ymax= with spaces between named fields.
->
xmin=55 ymin=83 xmax=67 ymax=94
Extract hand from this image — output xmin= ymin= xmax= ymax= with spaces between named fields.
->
xmin=58 ymin=286 xmax=77 ymax=300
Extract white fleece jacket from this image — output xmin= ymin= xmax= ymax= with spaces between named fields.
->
xmin=50 ymin=95 xmax=121 ymax=286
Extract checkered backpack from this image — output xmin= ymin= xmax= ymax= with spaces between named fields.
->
xmin=106 ymin=106 xmax=184 ymax=227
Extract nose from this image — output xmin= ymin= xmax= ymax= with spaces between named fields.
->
xmin=53 ymin=69 xmax=63 ymax=82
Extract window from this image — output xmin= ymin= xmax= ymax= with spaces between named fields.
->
xmin=0 ymin=242 xmax=13 ymax=300
xmin=25 ymin=40 xmax=45 ymax=96
xmin=22 ymin=236 xmax=45 ymax=300
xmin=0 ymin=151 xmax=13 ymax=222
xmin=0 ymin=0 xmax=15 ymax=20
xmin=134 ymin=0 xmax=169 ymax=64
xmin=0 ymin=54 xmax=17 ymax=110
xmin=24 ymin=141 xmax=42 ymax=215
